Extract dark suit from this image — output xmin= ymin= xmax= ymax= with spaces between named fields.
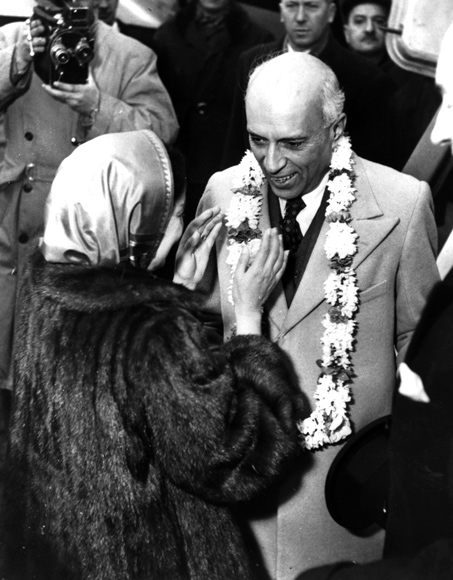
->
xmin=221 ymin=34 xmax=397 ymax=170
xmin=153 ymin=2 xmax=273 ymax=221
xmin=295 ymin=269 xmax=453 ymax=579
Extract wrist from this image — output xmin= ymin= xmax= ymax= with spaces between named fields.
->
xmin=172 ymin=273 xmax=196 ymax=290
xmin=80 ymin=89 xmax=100 ymax=126
xmin=235 ymin=310 xmax=262 ymax=335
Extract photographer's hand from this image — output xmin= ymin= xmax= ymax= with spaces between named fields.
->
xmin=42 ymin=70 xmax=100 ymax=115
xmin=17 ymin=18 xmax=46 ymax=66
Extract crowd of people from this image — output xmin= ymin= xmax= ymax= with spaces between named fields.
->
xmin=0 ymin=0 xmax=452 ymax=579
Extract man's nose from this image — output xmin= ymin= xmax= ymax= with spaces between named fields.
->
xmin=365 ymin=19 xmax=375 ymax=33
xmin=263 ymin=143 xmax=286 ymax=174
xmin=431 ymin=102 xmax=452 ymax=147
xmin=295 ymin=5 xmax=306 ymax=21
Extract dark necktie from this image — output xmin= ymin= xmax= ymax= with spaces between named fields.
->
xmin=280 ymin=196 xmax=306 ymax=256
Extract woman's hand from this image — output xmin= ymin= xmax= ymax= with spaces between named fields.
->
xmin=173 ymin=207 xmax=223 ymax=290
xmin=234 ymin=228 xmax=288 ymax=335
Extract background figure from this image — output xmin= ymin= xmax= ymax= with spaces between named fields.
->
xmin=221 ymin=0 xmax=396 ymax=171
xmin=197 ymin=52 xmax=439 ymax=578
xmin=153 ymin=0 xmax=273 ymax=223
xmin=341 ymin=0 xmax=441 ymax=168
xmin=296 ymin=20 xmax=453 ymax=580
xmin=0 ymin=0 xmax=178 ymax=401
xmin=1 ymin=129 xmax=302 ymax=580
xmin=342 ymin=0 xmax=389 ymax=64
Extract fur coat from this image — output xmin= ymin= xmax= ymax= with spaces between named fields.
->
xmin=1 ymin=251 xmax=302 ymax=580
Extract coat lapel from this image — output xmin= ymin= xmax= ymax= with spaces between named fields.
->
xmin=280 ymin=155 xmax=400 ymax=335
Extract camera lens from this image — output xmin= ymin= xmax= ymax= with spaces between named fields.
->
xmin=50 ymin=38 xmax=71 ymax=65
xmin=75 ymin=38 xmax=93 ymax=65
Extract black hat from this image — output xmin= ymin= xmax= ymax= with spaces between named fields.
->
xmin=325 ymin=415 xmax=391 ymax=531
xmin=341 ymin=0 xmax=391 ymax=22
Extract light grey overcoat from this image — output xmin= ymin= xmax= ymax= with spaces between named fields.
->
xmin=197 ymin=154 xmax=440 ymax=579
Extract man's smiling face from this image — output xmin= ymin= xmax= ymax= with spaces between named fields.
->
xmin=245 ymin=56 xmax=344 ymax=200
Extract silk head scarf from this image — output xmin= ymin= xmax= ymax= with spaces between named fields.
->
xmin=40 ymin=130 xmax=174 ymax=269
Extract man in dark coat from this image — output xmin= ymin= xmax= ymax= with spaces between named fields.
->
xmin=341 ymin=0 xmax=441 ymax=169
xmin=295 ymin=19 xmax=453 ymax=580
xmin=221 ymin=0 xmax=396 ymax=171
xmin=153 ymin=0 xmax=273 ymax=222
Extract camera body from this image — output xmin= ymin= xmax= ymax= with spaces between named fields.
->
xmin=32 ymin=5 xmax=95 ymax=85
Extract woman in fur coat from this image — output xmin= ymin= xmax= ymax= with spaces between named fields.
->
xmin=1 ymin=130 xmax=302 ymax=580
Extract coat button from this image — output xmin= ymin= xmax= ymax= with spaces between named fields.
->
xmin=18 ymin=233 xmax=29 ymax=244
xmin=24 ymin=132 xmax=34 ymax=141
xmin=196 ymin=102 xmax=207 ymax=115
xmin=23 ymin=183 xmax=33 ymax=193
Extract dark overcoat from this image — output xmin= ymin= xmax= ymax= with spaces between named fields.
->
xmin=153 ymin=2 xmax=273 ymax=188
xmin=221 ymin=34 xmax=396 ymax=170
xmin=2 ymin=252 xmax=302 ymax=580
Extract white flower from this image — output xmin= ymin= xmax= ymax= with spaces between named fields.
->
xmin=225 ymin=193 xmax=262 ymax=230
xmin=232 ymin=150 xmax=265 ymax=190
xmin=330 ymin=137 xmax=354 ymax=171
xmin=325 ymin=222 xmax=358 ymax=260
xmin=298 ymin=136 xmax=359 ymax=452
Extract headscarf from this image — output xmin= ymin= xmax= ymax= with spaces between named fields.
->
xmin=40 ymin=130 xmax=174 ymax=269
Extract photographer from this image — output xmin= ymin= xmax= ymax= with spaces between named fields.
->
xmin=0 ymin=0 xmax=178 ymax=404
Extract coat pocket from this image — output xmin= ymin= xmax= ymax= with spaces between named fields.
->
xmin=360 ymin=280 xmax=387 ymax=304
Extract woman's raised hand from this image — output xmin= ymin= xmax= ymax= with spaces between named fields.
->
xmin=173 ymin=207 xmax=223 ymax=290
xmin=234 ymin=228 xmax=288 ymax=335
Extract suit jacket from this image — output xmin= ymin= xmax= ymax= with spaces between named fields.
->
xmin=221 ymin=34 xmax=396 ymax=170
xmin=197 ymin=154 xmax=439 ymax=579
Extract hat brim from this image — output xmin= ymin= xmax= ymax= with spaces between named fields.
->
xmin=325 ymin=415 xmax=391 ymax=531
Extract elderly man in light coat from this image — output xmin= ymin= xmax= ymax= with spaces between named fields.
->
xmin=197 ymin=51 xmax=439 ymax=578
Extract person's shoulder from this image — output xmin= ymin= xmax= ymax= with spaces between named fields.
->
xmin=322 ymin=35 xmax=392 ymax=86
xmin=356 ymin=155 xmax=430 ymax=209
xmin=0 ymin=20 xmax=25 ymax=41
xmin=96 ymin=20 xmax=154 ymax=56
xmin=228 ymin=2 xmax=273 ymax=42
xmin=202 ymin=165 xmax=242 ymax=206
xmin=239 ymin=37 xmax=284 ymax=65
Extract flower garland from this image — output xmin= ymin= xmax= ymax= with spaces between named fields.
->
xmin=297 ymin=135 xmax=359 ymax=450
xmin=225 ymin=137 xmax=359 ymax=451
xmin=225 ymin=150 xmax=265 ymax=305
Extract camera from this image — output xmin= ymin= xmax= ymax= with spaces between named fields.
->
xmin=32 ymin=4 xmax=95 ymax=85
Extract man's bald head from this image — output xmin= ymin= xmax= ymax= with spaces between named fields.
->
xmin=244 ymin=52 xmax=346 ymax=200
xmin=246 ymin=52 xmax=344 ymax=130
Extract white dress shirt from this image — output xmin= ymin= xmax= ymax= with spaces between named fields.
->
xmin=279 ymin=172 xmax=330 ymax=235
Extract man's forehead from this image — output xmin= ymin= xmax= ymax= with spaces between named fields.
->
xmin=350 ymin=3 xmax=388 ymax=15
xmin=281 ymin=0 xmax=331 ymax=5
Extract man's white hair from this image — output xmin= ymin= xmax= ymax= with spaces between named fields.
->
xmin=246 ymin=52 xmax=345 ymax=128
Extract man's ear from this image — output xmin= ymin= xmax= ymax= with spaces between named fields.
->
xmin=328 ymin=0 xmax=337 ymax=23
xmin=332 ymin=113 xmax=347 ymax=144
xmin=343 ymin=25 xmax=351 ymax=44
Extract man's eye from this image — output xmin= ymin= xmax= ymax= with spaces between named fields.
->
xmin=352 ymin=17 xmax=366 ymax=25
xmin=286 ymin=141 xmax=305 ymax=149
xmin=249 ymin=135 xmax=266 ymax=145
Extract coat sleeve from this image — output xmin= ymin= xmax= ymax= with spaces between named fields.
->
xmin=395 ymin=181 xmax=440 ymax=364
xmin=88 ymin=38 xmax=178 ymax=144
xmin=135 ymin=308 xmax=303 ymax=504
xmin=0 ymin=23 xmax=32 ymax=110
